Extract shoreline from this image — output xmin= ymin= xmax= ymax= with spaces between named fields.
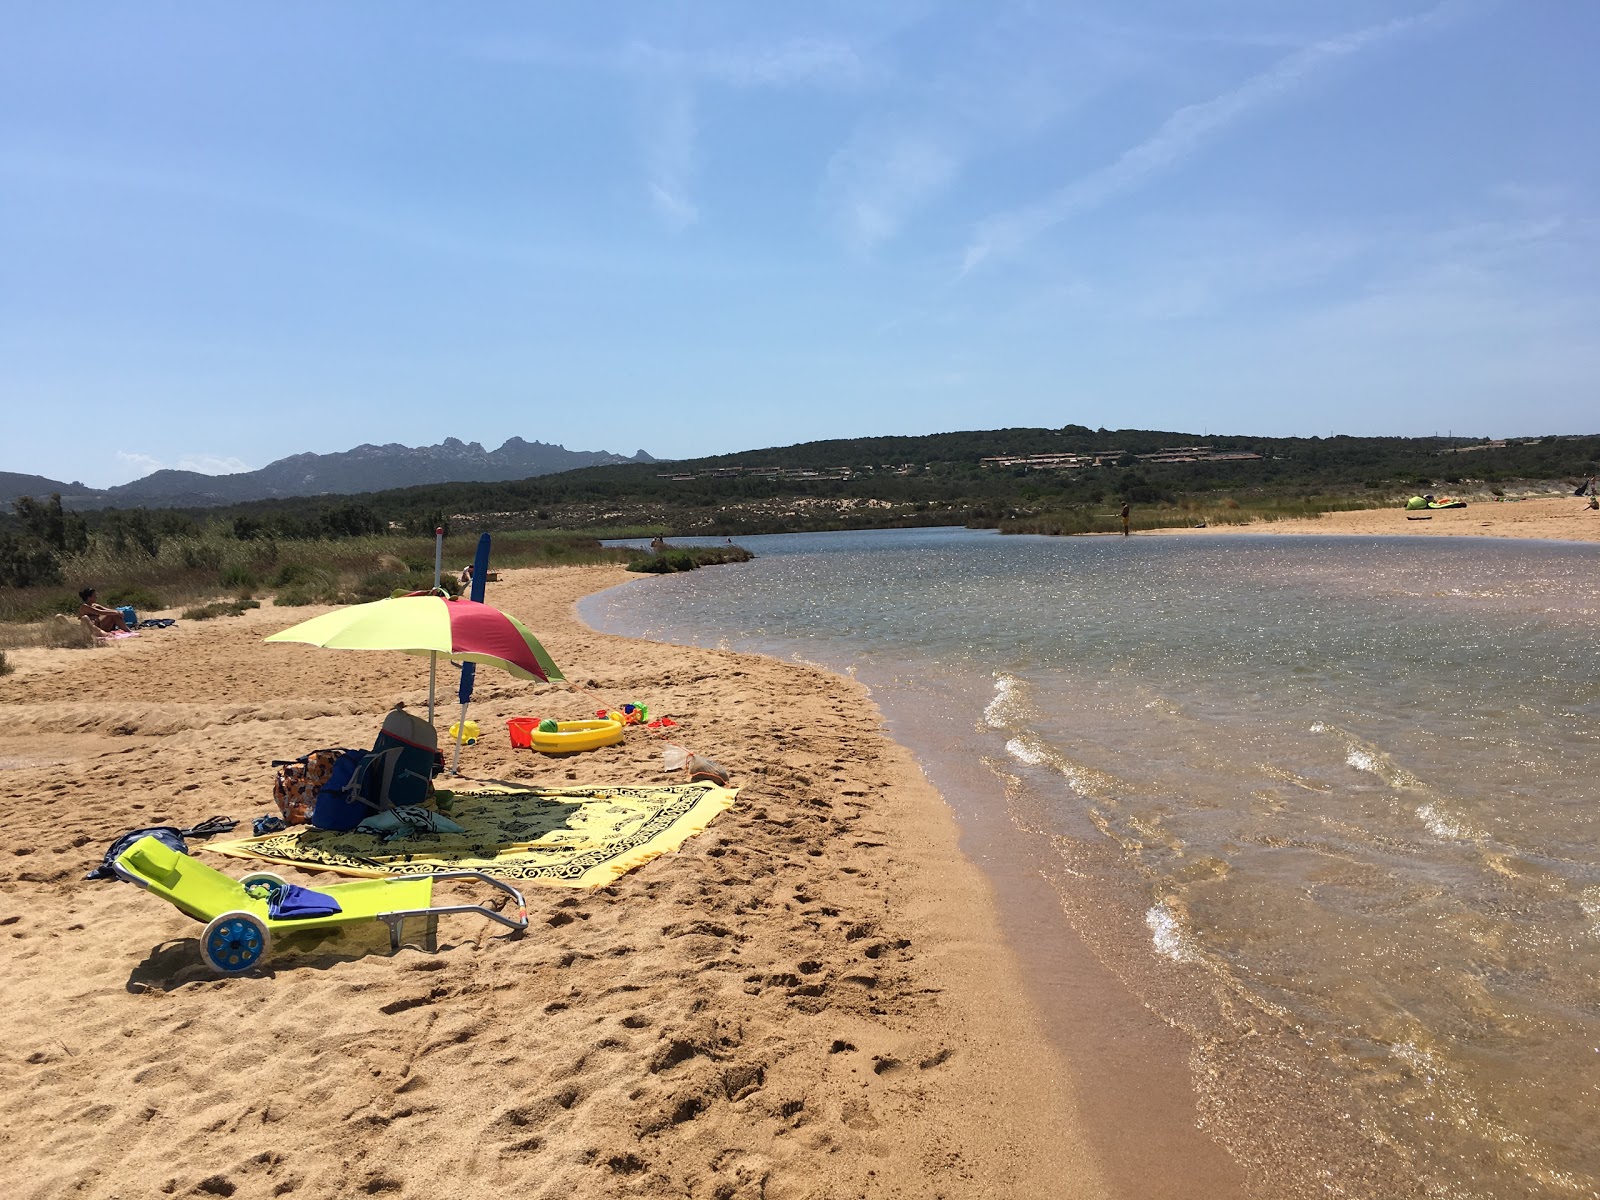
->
xmin=0 ymin=565 xmax=1113 ymax=1199
xmin=1147 ymin=493 xmax=1600 ymax=543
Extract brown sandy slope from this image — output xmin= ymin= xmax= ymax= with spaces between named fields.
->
xmin=1157 ymin=493 xmax=1600 ymax=542
xmin=0 ymin=566 xmax=1107 ymax=1200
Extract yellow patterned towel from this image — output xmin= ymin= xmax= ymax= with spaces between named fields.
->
xmin=204 ymin=782 xmax=737 ymax=889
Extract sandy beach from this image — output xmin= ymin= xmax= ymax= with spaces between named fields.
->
xmin=1162 ymin=493 xmax=1600 ymax=543
xmin=2 ymin=501 xmax=1593 ymax=1200
xmin=0 ymin=565 xmax=1112 ymax=1200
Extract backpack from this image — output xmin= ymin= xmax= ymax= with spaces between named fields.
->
xmin=306 ymin=711 xmax=443 ymax=832
xmin=86 ymin=816 xmax=238 ymax=881
xmin=272 ymin=747 xmax=364 ymax=825
xmin=367 ymin=708 xmax=441 ymax=810
xmin=308 ymin=749 xmax=375 ymax=832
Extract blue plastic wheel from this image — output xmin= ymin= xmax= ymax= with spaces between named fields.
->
xmin=201 ymin=911 xmax=270 ymax=974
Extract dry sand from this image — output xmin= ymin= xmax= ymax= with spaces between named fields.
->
xmin=6 ymin=500 xmax=1588 ymax=1200
xmin=1157 ymin=492 xmax=1600 ymax=543
xmin=0 ymin=566 xmax=1108 ymax=1200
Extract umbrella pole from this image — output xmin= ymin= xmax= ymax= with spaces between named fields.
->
xmin=427 ymin=526 xmax=444 ymax=726
xmin=450 ymin=699 xmax=470 ymax=775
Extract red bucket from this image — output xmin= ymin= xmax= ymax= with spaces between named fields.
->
xmin=507 ymin=717 xmax=539 ymax=749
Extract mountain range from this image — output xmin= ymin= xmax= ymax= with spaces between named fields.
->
xmin=0 ymin=438 xmax=656 ymax=510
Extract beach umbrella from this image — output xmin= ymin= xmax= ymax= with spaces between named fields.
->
xmin=265 ymin=594 xmax=563 ymax=723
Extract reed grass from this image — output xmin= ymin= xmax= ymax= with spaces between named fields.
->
xmin=0 ymin=526 xmax=633 ymax=624
xmin=0 ymin=616 xmax=97 ymax=650
xmin=997 ymin=494 xmax=1394 ymax=536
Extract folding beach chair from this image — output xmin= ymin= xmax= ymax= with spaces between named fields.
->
xmin=112 ymin=835 xmax=527 ymax=974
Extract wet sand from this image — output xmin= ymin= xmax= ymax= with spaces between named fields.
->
xmin=0 ymin=565 xmax=1121 ymax=1200
xmin=1158 ymin=493 xmax=1600 ymax=543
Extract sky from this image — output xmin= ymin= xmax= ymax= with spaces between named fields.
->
xmin=3 ymin=1 xmax=1597 ymax=488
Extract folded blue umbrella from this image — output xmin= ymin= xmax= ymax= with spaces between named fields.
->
xmin=268 ymin=884 xmax=343 ymax=920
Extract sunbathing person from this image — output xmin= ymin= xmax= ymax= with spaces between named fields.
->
xmin=78 ymin=587 xmax=130 ymax=633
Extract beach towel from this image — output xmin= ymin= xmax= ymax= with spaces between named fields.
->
xmin=267 ymin=883 xmax=343 ymax=920
xmin=355 ymin=806 xmax=466 ymax=842
xmin=203 ymin=782 xmax=737 ymax=889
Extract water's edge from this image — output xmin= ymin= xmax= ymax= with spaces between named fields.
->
xmin=579 ymin=576 xmax=1362 ymax=1200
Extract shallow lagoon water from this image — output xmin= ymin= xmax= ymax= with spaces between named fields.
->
xmin=587 ymin=527 xmax=1600 ymax=1198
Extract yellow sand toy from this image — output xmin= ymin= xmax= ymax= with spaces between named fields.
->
xmin=112 ymin=835 xmax=528 ymax=974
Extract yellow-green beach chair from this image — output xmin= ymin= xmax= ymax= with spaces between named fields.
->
xmin=112 ymin=835 xmax=528 ymax=974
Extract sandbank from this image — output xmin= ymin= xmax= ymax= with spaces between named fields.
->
xmin=0 ymin=565 xmax=1137 ymax=1200
xmin=1155 ymin=493 xmax=1600 ymax=543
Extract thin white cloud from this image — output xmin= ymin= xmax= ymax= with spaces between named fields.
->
xmin=824 ymin=130 xmax=959 ymax=253
xmin=625 ymin=38 xmax=868 ymax=232
xmin=114 ymin=450 xmax=251 ymax=479
xmin=700 ymin=40 xmax=867 ymax=88
xmin=961 ymin=7 xmax=1447 ymax=273
xmin=177 ymin=454 xmax=250 ymax=476
xmin=471 ymin=32 xmax=869 ymax=232
xmin=640 ymin=77 xmax=700 ymax=232
xmin=474 ymin=36 xmax=869 ymax=89
xmin=621 ymin=38 xmax=869 ymax=89
xmin=115 ymin=451 xmax=163 ymax=478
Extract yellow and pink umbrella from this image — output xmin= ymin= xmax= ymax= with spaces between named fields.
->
xmin=265 ymin=594 xmax=563 ymax=721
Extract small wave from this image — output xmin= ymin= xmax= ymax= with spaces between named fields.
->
xmin=1315 ymin=723 xmax=1423 ymax=789
xmin=1416 ymin=803 xmax=1477 ymax=841
xmin=1581 ymin=887 xmax=1600 ymax=938
xmin=1389 ymin=1040 xmax=1437 ymax=1079
xmin=984 ymin=674 xmax=1026 ymax=729
xmin=1346 ymin=749 xmax=1379 ymax=773
xmin=1146 ymin=903 xmax=1199 ymax=963
xmin=1005 ymin=736 xmax=1049 ymax=766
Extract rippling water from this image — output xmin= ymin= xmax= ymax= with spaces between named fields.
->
xmin=585 ymin=527 xmax=1600 ymax=1198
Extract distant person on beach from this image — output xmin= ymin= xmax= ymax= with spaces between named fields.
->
xmin=650 ymin=535 xmax=667 ymax=552
xmin=77 ymin=587 xmax=130 ymax=632
xmin=1120 ymin=503 xmax=1130 ymax=537
xmin=457 ymin=564 xmax=473 ymax=589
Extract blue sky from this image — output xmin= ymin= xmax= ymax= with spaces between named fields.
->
xmin=3 ymin=1 xmax=1596 ymax=487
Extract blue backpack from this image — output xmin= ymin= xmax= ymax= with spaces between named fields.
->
xmin=309 ymin=710 xmax=441 ymax=831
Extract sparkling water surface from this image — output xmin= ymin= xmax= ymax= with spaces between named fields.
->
xmin=587 ymin=527 xmax=1600 ymax=1198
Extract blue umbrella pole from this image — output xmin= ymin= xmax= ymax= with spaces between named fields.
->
xmin=449 ymin=534 xmax=492 ymax=775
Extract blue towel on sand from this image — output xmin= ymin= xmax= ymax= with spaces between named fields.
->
xmin=268 ymin=884 xmax=343 ymax=920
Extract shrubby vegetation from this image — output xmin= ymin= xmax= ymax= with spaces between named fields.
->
xmin=180 ymin=597 xmax=262 ymax=621
xmin=627 ymin=546 xmax=756 ymax=574
xmin=0 ymin=518 xmax=635 ymax=624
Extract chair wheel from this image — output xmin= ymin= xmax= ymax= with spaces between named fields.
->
xmin=201 ymin=910 xmax=271 ymax=974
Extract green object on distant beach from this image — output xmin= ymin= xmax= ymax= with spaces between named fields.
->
xmin=1405 ymin=496 xmax=1428 ymax=510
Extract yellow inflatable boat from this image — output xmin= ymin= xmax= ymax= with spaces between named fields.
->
xmin=528 ymin=718 xmax=625 ymax=754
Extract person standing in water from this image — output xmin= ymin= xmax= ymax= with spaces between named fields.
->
xmin=1120 ymin=502 xmax=1130 ymax=537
